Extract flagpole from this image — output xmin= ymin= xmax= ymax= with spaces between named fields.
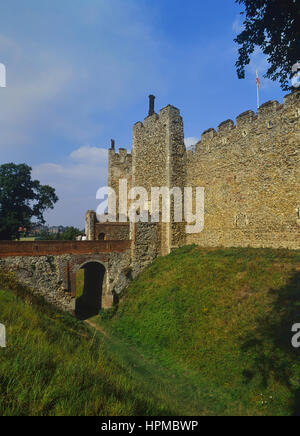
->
xmin=256 ymin=70 xmax=260 ymax=109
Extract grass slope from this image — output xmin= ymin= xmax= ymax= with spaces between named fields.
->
xmin=0 ymin=272 xmax=180 ymax=416
xmin=93 ymin=246 xmax=300 ymax=416
xmin=0 ymin=246 xmax=299 ymax=416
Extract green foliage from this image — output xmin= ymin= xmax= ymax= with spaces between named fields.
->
xmin=1 ymin=247 xmax=300 ymax=416
xmin=95 ymin=246 xmax=300 ymax=416
xmin=98 ymin=308 xmax=117 ymax=321
xmin=36 ymin=227 xmax=84 ymax=241
xmin=234 ymin=0 xmax=300 ymax=90
xmin=60 ymin=227 xmax=84 ymax=241
xmin=35 ymin=230 xmax=57 ymax=241
xmin=76 ymin=268 xmax=84 ymax=299
xmin=0 ymin=271 xmax=174 ymax=416
xmin=0 ymin=163 xmax=58 ymax=240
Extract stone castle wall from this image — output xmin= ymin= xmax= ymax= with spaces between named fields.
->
xmin=186 ymin=91 xmax=300 ymax=249
xmin=0 ymin=245 xmax=132 ymax=312
xmin=130 ymin=220 xmax=162 ymax=277
xmin=108 ymin=90 xmax=300 ymax=252
xmin=0 ymin=254 xmax=75 ymax=312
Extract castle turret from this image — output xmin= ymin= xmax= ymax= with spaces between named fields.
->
xmin=132 ymin=97 xmax=186 ymax=254
xmin=85 ymin=210 xmax=96 ymax=241
xmin=108 ymin=140 xmax=132 ymax=220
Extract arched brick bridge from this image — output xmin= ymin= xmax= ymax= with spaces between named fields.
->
xmin=0 ymin=240 xmax=132 ymax=317
xmin=0 ymin=221 xmax=161 ymax=318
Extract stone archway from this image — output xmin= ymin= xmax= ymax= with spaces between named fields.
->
xmin=75 ymin=261 xmax=106 ymax=320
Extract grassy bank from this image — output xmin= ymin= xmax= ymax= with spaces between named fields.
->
xmin=0 ymin=272 xmax=178 ymax=416
xmin=93 ymin=246 xmax=300 ymax=416
xmin=0 ymin=246 xmax=299 ymax=415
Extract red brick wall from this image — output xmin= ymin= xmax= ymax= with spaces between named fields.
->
xmin=0 ymin=240 xmax=131 ymax=258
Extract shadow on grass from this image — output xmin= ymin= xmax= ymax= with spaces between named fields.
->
xmin=241 ymin=271 xmax=300 ymax=416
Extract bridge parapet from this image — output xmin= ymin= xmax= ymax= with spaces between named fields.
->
xmin=0 ymin=242 xmax=132 ymax=315
xmin=0 ymin=240 xmax=131 ymax=258
xmin=0 ymin=221 xmax=160 ymax=316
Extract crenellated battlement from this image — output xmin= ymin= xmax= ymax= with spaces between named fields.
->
xmin=103 ymin=91 xmax=299 ymax=254
xmin=218 ymin=119 xmax=235 ymax=132
xmin=235 ymin=110 xmax=256 ymax=127
xmin=186 ymin=90 xmax=300 ymax=160
xmin=108 ymin=140 xmax=133 ymax=211
xmin=83 ymin=90 xmax=299 ymax=307
xmin=185 ymin=89 xmax=299 ymax=250
xmin=133 ymin=104 xmax=182 ymax=132
xmin=109 ymin=146 xmax=132 ymax=163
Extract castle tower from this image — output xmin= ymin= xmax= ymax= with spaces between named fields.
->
xmin=132 ymin=96 xmax=186 ymax=254
xmin=85 ymin=210 xmax=96 ymax=240
xmin=108 ymin=140 xmax=132 ymax=220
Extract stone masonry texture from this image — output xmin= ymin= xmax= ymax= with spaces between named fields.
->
xmin=186 ymin=91 xmax=300 ymax=249
xmin=108 ymin=90 xmax=300 ymax=251
xmin=0 ymin=242 xmax=131 ymax=312
xmin=1 ymin=91 xmax=299 ymax=315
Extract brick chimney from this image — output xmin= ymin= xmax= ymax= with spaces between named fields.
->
xmin=148 ymin=95 xmax=155 ymax=116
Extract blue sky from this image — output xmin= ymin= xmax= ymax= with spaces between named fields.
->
xmin=0 ymin=0 xmax=287 ymax=228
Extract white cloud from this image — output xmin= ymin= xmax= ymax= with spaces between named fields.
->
xmin=32 ymin=146 xmax=109 ymax=227
xmin=1 ymin=67 xmax=71 ymax=139
xmin=0 ymin=34 xmax=72 ymax=152
xmin=0 ymin=0 xmax=166 ymax=161
xmin=184 ymin=137 xmax=199 ymax=148
xmin=0 ymin=0 xmax=167 ymax=225
xmin=248 ymin=48 xmax=268 ymax=74
xmin=245 ymin=47 xmax=277 ymax=91
xmin=70 ymin=145 xmax=108 ymax=164
xmin=232 ymin=17 xmax=244 ymax=34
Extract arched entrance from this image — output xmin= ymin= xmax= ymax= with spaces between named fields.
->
xmin=75 ymin=262 xmax=106 ymax=320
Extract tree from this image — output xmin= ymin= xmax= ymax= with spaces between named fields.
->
xmin=0 ymin=163 xmax=58 ymax=240
xmin=35 ymin=227 xmax=83 ymax=241
xmin=60 ymin=227 xmax=83 ymax=241
xmin=234 ymin=0 xmax=300 ymax=90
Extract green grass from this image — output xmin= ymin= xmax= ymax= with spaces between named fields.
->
xmin=1 ymin=246 xmax=300 ymax=416
xmin=0 ymin=272 xmax=179 ymax=416
xmin=76 ymin=268 xmax=84 ymax=298
xmin=92 ymin=246 xmax=300 ymax=416
xmin=18 ymin=237 xmax=36 ymax=241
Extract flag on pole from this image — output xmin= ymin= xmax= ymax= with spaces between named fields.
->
xmin=256 ymin=70 xmax=260 ymax=109
xmin=256 ymin=70 xmax=260 ymax=88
